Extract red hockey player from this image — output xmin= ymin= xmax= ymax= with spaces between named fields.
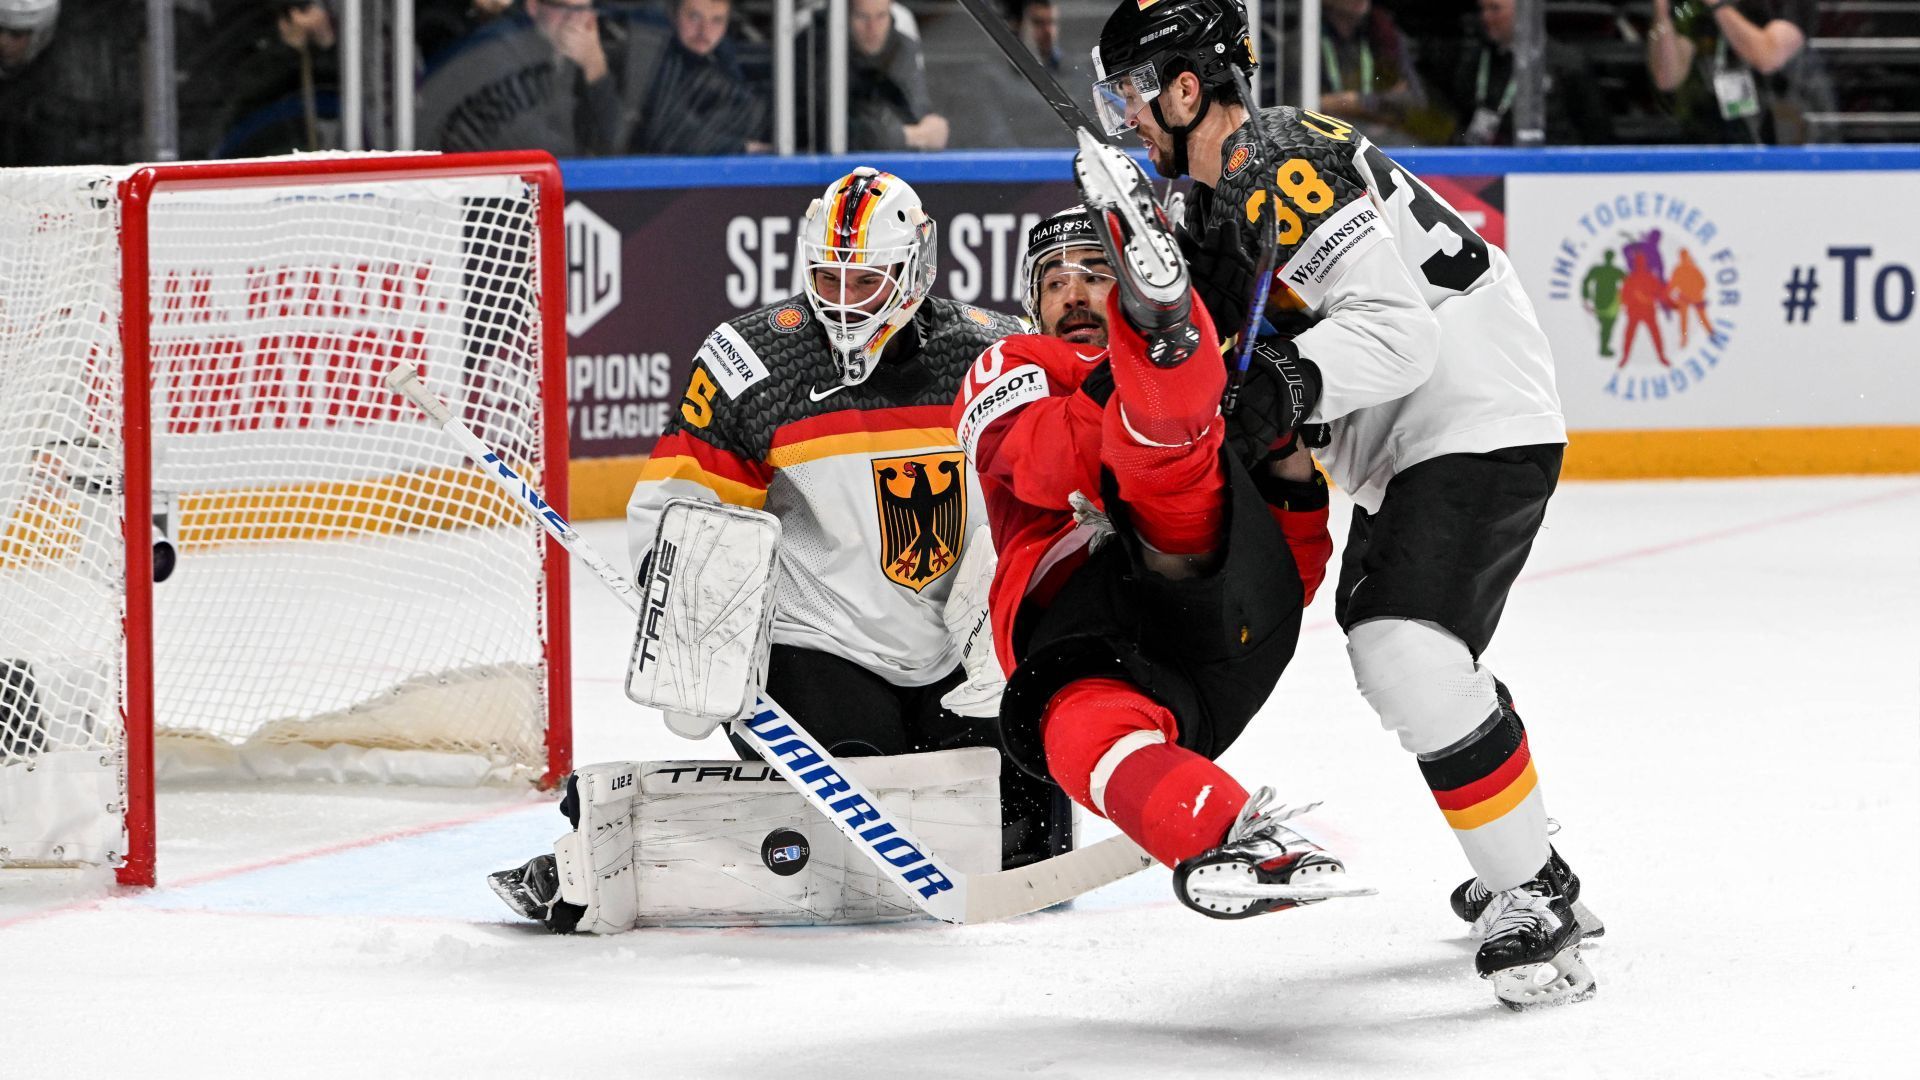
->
xmin=953 ymin=134 xmax=1366 ymax=918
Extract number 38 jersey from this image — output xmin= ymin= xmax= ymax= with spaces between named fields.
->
xmin=1190 ymin=107 xmax=1566 ymax=513
xmin=627 ymin=295 xmax=1025 ymax=687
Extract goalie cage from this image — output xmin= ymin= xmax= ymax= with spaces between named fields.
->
xmin=0 ymin=152 xmax=574 ymax=887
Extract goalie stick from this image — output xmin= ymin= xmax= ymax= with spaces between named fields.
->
xmin=384 ymin=366 xmax=1154 ymax=924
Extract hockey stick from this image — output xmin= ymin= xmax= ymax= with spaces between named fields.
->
xmin=1220 ymin=65 xmax=1282 ymax=416
xmin=952 ymin=0 xmax=1115 ymax=144
xmin=384 ymin=366 xmax=1154 ymax=924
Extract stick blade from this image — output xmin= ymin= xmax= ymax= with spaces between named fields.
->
xmin=962 ymin=834 xmax=1156 ymax=924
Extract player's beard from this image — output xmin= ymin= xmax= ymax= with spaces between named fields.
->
xmin=1052 ymin=305 xmax=1106 ymax=346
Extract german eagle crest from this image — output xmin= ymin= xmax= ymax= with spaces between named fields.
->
xmin=872 ymin=452 xmax=967 ymax=591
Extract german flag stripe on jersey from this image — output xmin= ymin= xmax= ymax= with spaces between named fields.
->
xmin=768 ymin=404 xmax=957 ymax=469
xmin=638 ymin=431 xmax=772 ymax=508
xmin=1419 ymin=715 xmax=1537 ymax=831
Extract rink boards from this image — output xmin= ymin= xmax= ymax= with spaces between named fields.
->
xmin=546 ymin=147 xmax=1920 ymax=513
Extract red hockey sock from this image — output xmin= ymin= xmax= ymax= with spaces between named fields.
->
xmin=1102 ymin=407 xmax=1226 ymax=554
xmin=1041 ymin=677 xmax=1249 ymax=867
xmin=1097 ymin=289 xmax=1228 ymax=554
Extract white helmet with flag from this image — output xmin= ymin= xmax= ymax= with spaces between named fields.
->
xmin=798 ymin=167 xmax=936 ymax=387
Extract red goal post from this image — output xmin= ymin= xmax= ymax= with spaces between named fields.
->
xmin=0 ymin=152 xmax=573 ymax=887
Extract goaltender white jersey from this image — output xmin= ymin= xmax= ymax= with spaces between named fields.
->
xmin=628 ymin=294 xmax=1025 ymax=686
xmin=1189 ymin=108 xmax=1566 ymax=512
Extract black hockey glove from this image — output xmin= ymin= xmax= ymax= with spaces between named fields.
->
xmin=1178 ymin=218 xmax=1257 ymax=337
xmin=1222 ymin=338 xmax=1323 ymax=469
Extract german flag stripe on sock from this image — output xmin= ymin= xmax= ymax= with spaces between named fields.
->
xmin=1419 ymin=713 xmax=1536 ymax=830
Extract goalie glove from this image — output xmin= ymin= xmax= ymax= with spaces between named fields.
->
xmin=938 ymin=526 xmax=1005 ymax=720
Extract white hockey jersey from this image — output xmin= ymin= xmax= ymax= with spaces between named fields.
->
xmin=628 ymin=295 xmax=1024 ymax=686
xmin=1190 ymin=108 xmax=1566 ymax=513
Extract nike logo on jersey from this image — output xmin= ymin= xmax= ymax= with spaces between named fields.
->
xmin=808 ymin=383 xmax=851 ymax=402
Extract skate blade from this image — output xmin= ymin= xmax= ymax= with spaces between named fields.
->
xmin=1489 ymin=944 xmax=1597 ymax=1011
xmin=487 ymin=873 xmax=543 ymax=921
xmin=1571 ymin=899 xmax=1607 ymax=941
xmin=1187 ymin=878 xmax=1378 ymax=903
xmin=1071 ymin=130 xmax=1182 ymax=292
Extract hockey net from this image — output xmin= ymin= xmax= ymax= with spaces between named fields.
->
xmin=0 ymin=153 xmax=571 ymax=885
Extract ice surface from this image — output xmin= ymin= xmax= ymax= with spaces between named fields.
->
xmin=5 ymin=476 xmax=1917 ymax=1078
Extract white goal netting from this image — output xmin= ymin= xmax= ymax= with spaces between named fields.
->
xmin=0 ymin=158 xmax=564 ymax=876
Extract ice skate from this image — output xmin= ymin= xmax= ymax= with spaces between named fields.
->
xmin=488 ymin=853 xmax=559 ymax=921
xmin=1474 ymin=853 xmax=1598 ymax=1010
xmin=1449 ymin=846 xmax=1606 ymax=942
xmin=487 ymin=853 xmax=582 ymax=933
xmin=1072 ymin=128 xmax=1198 ymax=366
xmin=1172 ymin=788 xmax=1375 ymax=919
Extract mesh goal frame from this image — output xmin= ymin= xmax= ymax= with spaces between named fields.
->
xmin=0 ymin=155 xmax=572 ymax=887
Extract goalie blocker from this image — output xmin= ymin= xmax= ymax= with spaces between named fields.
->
xmin=501 ymin=749 xmax=1003 ymax=931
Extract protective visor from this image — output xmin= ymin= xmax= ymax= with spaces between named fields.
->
xmin=1091 ymin=62 xmax=1163 ymax=136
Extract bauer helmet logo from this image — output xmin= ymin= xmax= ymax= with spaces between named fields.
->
xmin=761 ymin=829 xmax=811 ymax=876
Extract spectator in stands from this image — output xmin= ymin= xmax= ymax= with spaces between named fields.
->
xmin=416 ymin=0 xmax=624 ymax=156
xmin=1317 ymin=0 xmax=1437 ymax=145
xmin=799 ymin=0 xmax=949 ymax=151
xmin=215 ymin=0 xmax=342 ymax=157
xmin=0 ymin=0 xmax=55 ymax=80
xmin=0 ymin=0 xmax=59 ymax=166
xmin=1012 ymin=0 xmax=1065 ymax=74
xmin=0 ymin=0 xmax=146 ymax=166
xmin=0 ymin=0 xmax=57 ymax=165
xmin=619 ymin=0 xmax=771 ymax=154
xmin=1647 ymin=0 xmax=1815 ymax=143
xmin=936 ymin=0 xmax=1080 ymax=147
xmin=1446 ymin=0 xmax=1612 ymax=145
xmin=417 ymin=0 xmax=514 ymax=67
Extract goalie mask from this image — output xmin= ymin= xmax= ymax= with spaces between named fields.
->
xmin=1091 ymin=0 xmax=1254 ymax=178
xmin=799 ymin=167 xmax=937 ymax=386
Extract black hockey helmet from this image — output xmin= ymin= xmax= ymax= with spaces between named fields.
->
xmin=1017 ymin=206 xmax=1104 ymax=321
xmin=1091 ymin=0 xmax=1254 ymax=176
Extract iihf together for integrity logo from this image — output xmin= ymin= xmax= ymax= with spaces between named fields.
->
xmin=1545 ymin=191 xmax=1740 ymax=403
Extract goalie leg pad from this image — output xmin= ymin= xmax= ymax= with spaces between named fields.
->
xmin=552 ymin=763 xmax=641 ymax=934
xmin=626 ymin=498 xmax=781 ymax=738
xmin=631 ymin=747 xmax=1001 ymax=927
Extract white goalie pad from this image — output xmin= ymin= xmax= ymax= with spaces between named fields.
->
xmin=550 ymin=748 xmax=1002 ymax=931
xmin=552 ymin=762 xmax=639 ymax=934
xmin=625 ymin=499 xmax=781 ymax=739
